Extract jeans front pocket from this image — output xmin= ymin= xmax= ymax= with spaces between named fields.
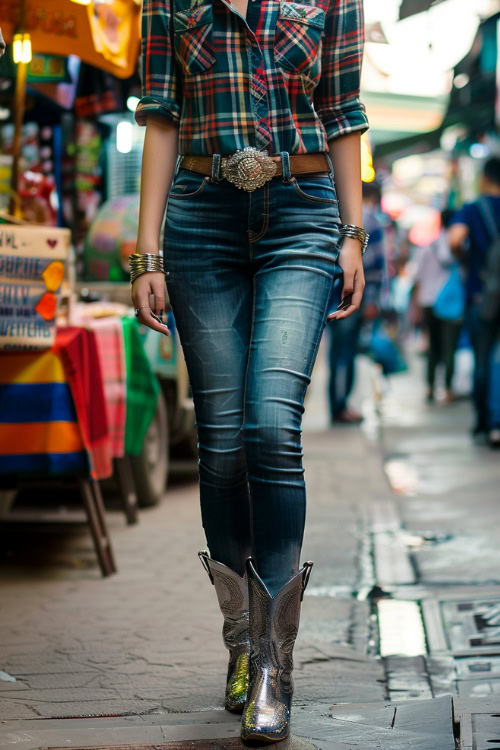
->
xmin=168 ymin=168 xmax=210 ymax=200
xmin=274 ymin=1 xmax=325 ymax=73
xmin=290 ymin=174 xmax=338 ymax=206
xmin=174 ymin=4 xmax=216 ymax=76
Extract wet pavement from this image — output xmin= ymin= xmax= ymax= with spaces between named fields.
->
xmin=1 ymin=342 xmax=499 ymax=748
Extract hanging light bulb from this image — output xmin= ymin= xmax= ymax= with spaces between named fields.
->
xmin=13 ymin=33 xmax=32 ymax=64
xmin=22 ymin=35 xmax=32 ymax=64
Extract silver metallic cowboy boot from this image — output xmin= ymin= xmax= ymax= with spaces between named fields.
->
xmin=199 ymin=551 xmax=250 ymax=712
xmin=241 ymin=557 xmax=313 ymax=743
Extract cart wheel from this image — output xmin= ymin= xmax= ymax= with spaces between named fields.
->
xmin=130 ymin=391 xmax=169 ymax=507
xmin=171 ymin=425 xmax=198 ymax=460
xmin=0 ymin=490 xmax=16 ymax=518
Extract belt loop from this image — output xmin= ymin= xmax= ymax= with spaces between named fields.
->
xmin=211 ymin=153 xmax=222 ymax=182
xmin=280 ymin=151 xmax=291 ymax=183
xmin=325 ymin=151 xmax=334 ymax=178
xmin=174 ymin=154 xmax=182 ymax=177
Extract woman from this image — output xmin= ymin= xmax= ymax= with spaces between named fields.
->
xmin=412 ymin=210 xmax=461 ymax=403
xmin=131 ymin=0 xmax=369 ymax=740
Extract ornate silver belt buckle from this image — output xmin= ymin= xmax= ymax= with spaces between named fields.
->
xmin=221 ymin=147 xmax=277 ymax=192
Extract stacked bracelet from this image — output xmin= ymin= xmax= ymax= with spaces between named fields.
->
xmin=339 ymin=224 xmax=370 ymax=254
xmin=129 ymin=253 xmax=167 ymax=284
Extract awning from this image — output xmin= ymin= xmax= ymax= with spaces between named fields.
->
xmin=374 ymin=12 xmax=499 ymax=162
xmin=1 ymin=0 xmax=141 ymax=79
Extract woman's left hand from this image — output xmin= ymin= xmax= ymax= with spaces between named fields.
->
xmin=327 ymin=237 xmax=365 ymax=321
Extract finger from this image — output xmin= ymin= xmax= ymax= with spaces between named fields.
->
xmin=328 ymin=273 xmax=364 ymax=321
xmin=136 ymin=306 xmax=170 ymax=336
xmin=150 ymin=277 xmax=166 ymax=317
xmin=341 ymin=273 xmax=354 ymax=300
xmin=350 ymin=275 xmax=365 ymax=312
xmin=329 ymin=304 xmax=357 ymax=321
xmin=327 ymin=274 xmax=354 ymax=319
xmin=132 ymin=275 xmax=169 ymax=334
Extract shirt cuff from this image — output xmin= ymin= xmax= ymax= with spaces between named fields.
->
xmin=135 ymin=96 xmax=181 ymax=127
xmin=319 ymin=104 xmax=369 ymax=141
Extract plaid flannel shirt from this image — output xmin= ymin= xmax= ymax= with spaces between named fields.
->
xmin=135 ymin=0 xmax=369 ymax=155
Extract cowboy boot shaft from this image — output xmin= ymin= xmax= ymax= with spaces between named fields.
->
xmin=199 ymin=551 xmax=250 ymax=711
xmin=248 ymin=568 xmax=305 ymax=687
xmin=242 ymin=559 xmax=313 ymax=742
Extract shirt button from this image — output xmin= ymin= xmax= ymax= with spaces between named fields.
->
xmin=246 ymin=38 xmax=252 ymax=48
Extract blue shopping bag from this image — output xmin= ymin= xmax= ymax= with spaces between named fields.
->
xmin=489 ymin=339 xmax=500 ymax=428
xmin=433 ymin=264 xmax=465 ymax=322
xmin=369 ymin=322 xmax=407 ymax=376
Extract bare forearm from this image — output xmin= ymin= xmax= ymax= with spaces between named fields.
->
xmin=328 ymin=132 xmax=362 ymax=226
xmin=326 ymin=132 xmax=365 ymax=320
xmin=137 ymin=116 xmax=179 ymax=254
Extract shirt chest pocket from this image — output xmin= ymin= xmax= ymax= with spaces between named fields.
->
xmin=274 ymin=1 xmax=325 ymax=73
xmin=173 ymin=4 xmax=216 ymax=76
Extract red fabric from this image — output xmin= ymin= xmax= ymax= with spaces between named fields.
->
xmin=55 ymin=327 xmax=113 ymax=479
xmin=87 ymin=319 xmax=127 ymax=458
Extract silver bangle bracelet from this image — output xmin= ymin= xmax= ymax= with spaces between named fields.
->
xmin=129 ymin=252 xmax=168 ymax=284
xmin=339 ymin=224 xmax=370 ymax=254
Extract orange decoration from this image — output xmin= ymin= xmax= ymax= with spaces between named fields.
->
xmin=42 ymin=260 xmax=65 ymax=292
xmin=35 ymin=292 xmax=58 ymax=321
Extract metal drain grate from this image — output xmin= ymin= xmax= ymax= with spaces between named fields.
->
xmin=454 ymin=699 xmax=500 ymax=750
xmin=423 ymin=595 xmax=500 ymax=655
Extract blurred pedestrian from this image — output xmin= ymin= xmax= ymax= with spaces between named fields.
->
xmin=327 ymin=181 xmax=385 ymax=423
xmin=412 ymin=210 xmax=461 ymax=403
xmin=449 ymin=157 xmax=500 ymax=443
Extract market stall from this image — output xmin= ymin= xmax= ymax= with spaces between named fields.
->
xmin=0 ymin=223 xmax=164 ymax=575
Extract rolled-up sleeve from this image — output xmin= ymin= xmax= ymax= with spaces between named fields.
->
xmin=314 ymin=0 xmax=369 ymax=141
xmin=135 ymin=0 xmax=182 ymax=127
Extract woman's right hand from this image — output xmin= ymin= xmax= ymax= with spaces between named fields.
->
xmin=131 ymin=271 xmax=170 ymax=336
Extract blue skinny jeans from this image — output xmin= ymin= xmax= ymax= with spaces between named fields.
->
xmin=164 ymin=154 xmax=342 ymax=594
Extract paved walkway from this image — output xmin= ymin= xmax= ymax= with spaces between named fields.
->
xmin=1 ymin=341 xmax=498 ymax=748
xmin=0 ymin=340 xmax=386 ymax=729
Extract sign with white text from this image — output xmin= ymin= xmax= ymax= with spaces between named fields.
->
xmin=0 ymin=225 xmax=70 ymax=350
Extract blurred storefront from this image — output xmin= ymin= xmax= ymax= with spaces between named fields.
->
xmin=0 ymin=1 xmax=195 ymax=569
xmin=360 ymin=1 xmax=500 ymax=249
xmin=0 ymin=0 xmax=141 ymax=268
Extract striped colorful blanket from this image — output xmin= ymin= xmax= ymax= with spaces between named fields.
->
xmin=0 ymin=348 xmax=89 ymax=475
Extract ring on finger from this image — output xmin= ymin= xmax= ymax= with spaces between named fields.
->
xmin=135 ymin=306 xmax=150 ymax=318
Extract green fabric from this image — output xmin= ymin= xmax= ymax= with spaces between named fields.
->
xmin=121 ymin=316 xmax=160 ymax=456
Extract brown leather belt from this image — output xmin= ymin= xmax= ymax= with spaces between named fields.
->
xmin=179 ymin=151 xmax=330 ymax=192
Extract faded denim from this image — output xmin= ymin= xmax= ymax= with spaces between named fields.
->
xmin=164 ymin=155 xmax=342 ymax=594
